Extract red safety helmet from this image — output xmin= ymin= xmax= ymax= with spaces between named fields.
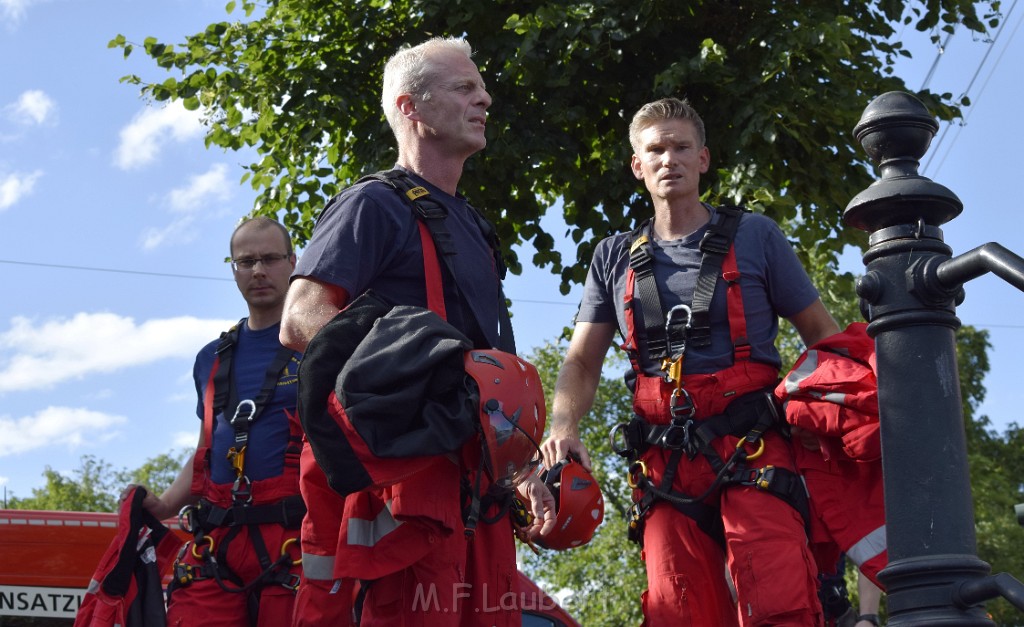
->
xmin=537 ymin=458 xmax=605 ymax=551
xmin=463 ymin=350 xmax=546 ymax=487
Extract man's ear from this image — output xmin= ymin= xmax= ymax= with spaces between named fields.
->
xmin=396 ymin=93 xmax=419 ymax=120
xmin=630 ymin=154 xmax=644 ymax=180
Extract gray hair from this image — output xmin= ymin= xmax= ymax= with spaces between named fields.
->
xmin=628 ymin=97 xmax=707 ymax=153
xmin=381 ymin=37 xmax=474 ymax=137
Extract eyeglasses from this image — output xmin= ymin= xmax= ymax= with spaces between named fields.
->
xmin=230 ymin=253 xmax=291 ymax=272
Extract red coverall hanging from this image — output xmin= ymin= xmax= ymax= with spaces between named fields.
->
xmin=616 ymin=210 xmax=821 ymax=627
xmin=74 ymin=486 xmax=183 ymax=627
xmin=775 ymin=322 xmax=887 ymax=587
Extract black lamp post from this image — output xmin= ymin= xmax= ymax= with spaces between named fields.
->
xmin=845 ymin=91 xmax=1024 ymax=624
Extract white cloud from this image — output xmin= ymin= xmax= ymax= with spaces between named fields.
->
xmin=0 ymin=170 xmax=42 ymax=210
xmin=141 ymin=164 xmax=234 ymax=250
xmin=169 ymin=163 xmax=233 ymax=211
xmin=6 ymin=90 xmax=56 ymax=125
xmin=114 ymin=101 xmax=205 ymax=170
xmin=172 ymin=431 xmax=199 ymax=449
xmin=0 ymin=313 xmax=235 ymax=393
xmin=0 ymin=406 xmax=127 ymax=457
xmin=140 ymin=214 xmax=198 ymax=250
xmin=0 ymin=0 xmax=37 ymax=25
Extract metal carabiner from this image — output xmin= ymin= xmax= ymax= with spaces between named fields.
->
xmin=627 ymin=460 xmax=649 ymax=489
xmin=736 ymin=436 xmax=766 ymax=461
xmin=280 ymin=537 xmax=303 ymax=565
xmin=609 ymin=422 xmax=632 ymax=457
xmin=230 ymin=399 xmax=257 ymax=427
xmin=669 ymin=387 xmax=696 ymax=420
xmin=664 ymin=304 xmax=692 ymax=360
xmin=191 ymin=535 xmax=215 ymax=559
xmin=178 ymin=504 xmax=198 ymax=535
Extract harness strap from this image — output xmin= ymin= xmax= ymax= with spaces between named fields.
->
xmin=617 ymin=387 xmax=812 ymax=542
xmin=692 ymin=389 xmax=779 ymax=473
xmin=358 ymin=170 xmax=516 ymax=353
xmin=722 ymin=245 xmax=751 ymax=361
xmin=628 ymin=389 xmax=780 ymax=458
xmin=742 ymin=465 xmax=811 ymax=532
xmin=623 ymin=206 xmax=747 ymax=365
xmin=689 ymin=206 xmax=745 ymax=348
xmin=417 ymin=221 xmax=446 ymax=320
xmin=195 ymin=495 xmax=307 ymax=531
xmin=661 ymin=447 xmax=726 ymax=547
xmin=626 ymin=482 xmax=725 ymax=548
xmin=210 ymin=323 xmax=239 ymax=418
xmin=627 ymin=224 xmax=670 ymax=361
xmin=206 ymin=319 xmax=296 ymax=487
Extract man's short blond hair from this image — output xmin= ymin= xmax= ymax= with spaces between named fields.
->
xmin=628 ymin=97 xmax=707 ymax=153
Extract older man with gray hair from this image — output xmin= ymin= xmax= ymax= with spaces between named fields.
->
xmin=282 ymin=37 xmax=554 ymax=627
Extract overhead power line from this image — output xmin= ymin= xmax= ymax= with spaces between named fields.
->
xmin=923 ymin=0 xmax=1021 ymax=175
xmin=920 ymin=29 xmax=956 ymax=92
xmin=0 ymin=258 xmax=234 ymax=282
xmin=0 ymin=258 xmax=580 ymax=307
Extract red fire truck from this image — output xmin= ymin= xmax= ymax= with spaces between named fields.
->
xmin=0 ymin=508 xmax=579 ymax=626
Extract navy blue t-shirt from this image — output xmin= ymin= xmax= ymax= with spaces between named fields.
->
xmin=193 ymin=321 xmax=301 ymax=484
xmin=293 ymin=167 xmax=501 ymax=348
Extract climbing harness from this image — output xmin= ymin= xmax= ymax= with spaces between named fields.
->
xmin=612 ymin=206 xmax=810 ymax=546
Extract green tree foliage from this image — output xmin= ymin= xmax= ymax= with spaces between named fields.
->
xmin=6 ymin=450 xmax=190 ymax=513
xmin=109 ymin=0 xmax=1000 ymax=294
xmin=522 ymin=341 xmax=645 ymax=625
xmin=955 ymin=326 xmax=1024 ymax=625
xmin=6 ymin=455 xmax=120 ymax=512
xmin=113 ymin=450 xmax=190 ymax=495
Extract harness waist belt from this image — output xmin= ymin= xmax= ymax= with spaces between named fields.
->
xmin=640 ymin=387 xmax=780 ymax=451
xmin=197 ymin=495 xmax=306 ymax=531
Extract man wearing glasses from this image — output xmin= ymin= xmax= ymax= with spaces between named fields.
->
xmin=129 ymin=217 xmax=306 ymax=626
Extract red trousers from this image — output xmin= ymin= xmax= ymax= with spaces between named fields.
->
xmin=639 ymin=431 xmax=822 ymax=626
xmin=796 ymin=446 xmax=887 ymax=588
xmin=360 ymin=515 xmax=520 ymax=627
xmin=166 ymin=523 xmax=300 ymax=627
xmin=291 ymin=441 xmax=356 ymax=626
xmin=633 ymin=363 xmax=822 ymax=626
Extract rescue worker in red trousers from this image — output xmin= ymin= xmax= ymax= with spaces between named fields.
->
xmin=540 ymin=97 xmax=841 ymax=626
xmin=280 ymin=36 xmax=556 ymax=627
xmin=127 ymin=217 xmax=304 ymax=627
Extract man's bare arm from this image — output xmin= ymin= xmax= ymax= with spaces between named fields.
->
xmin=540 ymin=321 xmax=617 ymax=470
xmin=788 ymin=299 xmax=841 ymax=348
xmin=280 ymin=276 xmax=350 ymax=352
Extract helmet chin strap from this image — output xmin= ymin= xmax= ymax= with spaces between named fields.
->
xmin=463 ymin=435 xmax=487 ymax=540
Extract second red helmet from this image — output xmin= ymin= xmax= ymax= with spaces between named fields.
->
xmin=537 ymin=457 xmax=604 ymax=551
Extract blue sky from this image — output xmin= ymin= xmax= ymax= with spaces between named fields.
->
xmin=0 ymin=0 xmax=1022 ymax=502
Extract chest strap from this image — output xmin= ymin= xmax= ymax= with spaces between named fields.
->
xmin=625 ymin=206 xmax=748 ymax=367
xmin=206 ymin=319 xmax=295 ymax=501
